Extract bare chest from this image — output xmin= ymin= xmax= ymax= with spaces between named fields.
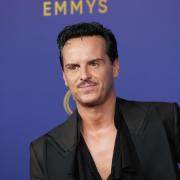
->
xmin=84 ymin=132 xmax=117 ymax=180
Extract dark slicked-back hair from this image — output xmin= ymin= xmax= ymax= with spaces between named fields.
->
xmin=57 ymin=22 xmax=118 ymax=70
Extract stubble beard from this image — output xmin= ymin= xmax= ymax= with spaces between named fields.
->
xmin=73 ymin=82 xmax=115 ymax=108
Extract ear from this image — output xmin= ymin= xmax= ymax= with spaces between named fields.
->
xmin=113 ymin=59 xmax=119 ymax=78
xmin=63 ymin=72 xmax=68 ymax=87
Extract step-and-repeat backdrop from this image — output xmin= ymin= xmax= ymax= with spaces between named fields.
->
xmin=1 ymin=0 xmax=180 ymax=179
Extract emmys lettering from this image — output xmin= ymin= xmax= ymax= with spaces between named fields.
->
xmin=43 ymin=0 xmax=108 ymax=16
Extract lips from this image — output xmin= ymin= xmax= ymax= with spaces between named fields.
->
xmin=77 ymin=81 xmax=98 ymax=92
xmin=77 ymin=80 xmax=98 ymax=88
xmin=79 ymin=83 xmax=97 ymax=88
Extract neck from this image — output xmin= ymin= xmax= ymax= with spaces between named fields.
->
xmin=76 ymin=91 xmax=117 ymax=134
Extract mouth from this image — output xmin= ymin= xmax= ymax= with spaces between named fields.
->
xmin=78 ymin=82 xmax=98 ymax=92
xmin=79 ymin=83 xmax=96 ymax=88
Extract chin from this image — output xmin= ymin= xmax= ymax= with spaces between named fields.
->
xmin=76 ymin=96 xmax=101 ymax=107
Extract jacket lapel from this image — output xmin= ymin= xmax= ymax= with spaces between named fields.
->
xmin=48 ymin=110 xmax=79 ymax=151
xmin=114 ymin=99 xmax=145 ymax=179
xmin=118 ymin=98 xmax=179 ymax=180
xmin=44 ymin=111 xmax=79 ymax=180
xmin=117 ymin=97 xmax=149 ymax=134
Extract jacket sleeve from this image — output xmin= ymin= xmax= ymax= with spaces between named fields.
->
xmin=30 ymin=142 xmax=44 ymax=180
xmin=174 ymin=103 xmax=180 ymax=163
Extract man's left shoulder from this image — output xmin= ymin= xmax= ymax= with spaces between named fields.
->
xmin=118 ymin=97 xmax=179 ymax=112
xmin=136 ymin=100 xmax=179 ymax=119
xmin=118 ymin=97 xmax=179 ymax=123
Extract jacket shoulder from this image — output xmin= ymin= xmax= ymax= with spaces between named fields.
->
xmin=31 ymin=119 xmax=69 ymax=155
xmin=30 ymin=110 xmax=78 ymax=166
xmin=119 ymin=97 xmax=178 ymax=114
xmin=30 ymin=121 xmax=69 ymax=175
xmin=134 ymin=100 xmax=179 ymax=121
xmin=119 ymin=98 xmax=179 ymax=147
xmin=118 ymin=97 xmax=179 ymax=131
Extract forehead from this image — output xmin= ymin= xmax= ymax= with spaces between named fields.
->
xmin=62 ymin=36 xmax=107 ymax=61
xmin=64 ymin=35 xmax=106 ymax=47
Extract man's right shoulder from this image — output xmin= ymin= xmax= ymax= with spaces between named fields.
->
xmin=31 ymin=121 xmax=65 ymax=146
xmin=30 ymin=120 xmax=69 ymax=170
xmin=30 ymin=121 xmax=65 ymax=162
xmin=30 ymin=110 xmax=78 ymax=151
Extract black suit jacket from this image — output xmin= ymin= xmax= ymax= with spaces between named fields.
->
xmin=30 ymin=98 xmax=180 ymax=180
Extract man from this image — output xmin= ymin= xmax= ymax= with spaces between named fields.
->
xmin=30 ymin=22 xmax=180 ymax=180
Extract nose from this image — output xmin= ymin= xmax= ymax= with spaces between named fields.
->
xmin=80 ymin=66 xmax=91 ymax=81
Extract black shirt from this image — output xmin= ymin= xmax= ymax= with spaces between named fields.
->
xmin=77 ymin=131 xmax=121 ymax=180
xmin=75 ymin=99 xmax=144 ymax=180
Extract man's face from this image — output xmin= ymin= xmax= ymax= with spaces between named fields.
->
xmin=62 ymin=36 xmax=119 ymax=107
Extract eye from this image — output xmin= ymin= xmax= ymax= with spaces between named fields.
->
xmin=89 ymin=61 xmax=99 ymax=68
xmin=66 ymin=64 xmax=80 ymax=71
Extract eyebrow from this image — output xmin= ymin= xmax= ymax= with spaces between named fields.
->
xmin=64 ymin=58 xmax=104 ymax=67
xmin=64 ymin=64 xmax=79 ymax=69
xmin=89 ymin=58 xmax=104 ymax=62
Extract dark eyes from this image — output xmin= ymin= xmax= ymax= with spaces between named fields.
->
xmin=65 ymin=60 xmax=101 ymax=72
xmin=66 ymin=64 xmax=80 ymax=70
xmin=89 ymin=61 xmax=99 ymax=67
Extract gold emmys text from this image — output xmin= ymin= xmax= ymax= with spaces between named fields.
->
xmin=43 ymin=0 xmax=108 ymax=16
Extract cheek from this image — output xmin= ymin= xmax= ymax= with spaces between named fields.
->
xmin=66 ymin=76 xmax=79 ymax=88
xmin=102 ymin=72 xmax=114 ymax=87
xmin=64 ymin=72 xmax=77 ymax=82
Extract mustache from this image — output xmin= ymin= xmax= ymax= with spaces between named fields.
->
xmin=77 ymin=79 xmax=98 ymax=88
